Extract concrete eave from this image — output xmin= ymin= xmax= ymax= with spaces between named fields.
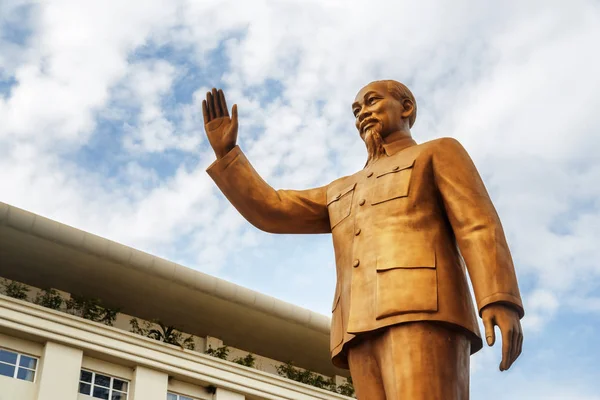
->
xmin=0 ymin=296 xmax=349 ymax=400
xmin=0 ymin=202 xmax=345 ymax=377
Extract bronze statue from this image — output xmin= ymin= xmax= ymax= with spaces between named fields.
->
xmin=203 ymin=81 xmax=524 ymax=399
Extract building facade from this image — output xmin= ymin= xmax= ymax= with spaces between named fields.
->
xmin=0 ymin=202 xmax=352 ymax=400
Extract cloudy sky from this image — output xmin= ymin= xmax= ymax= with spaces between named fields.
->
xmin=1 ymin=0 xmax=599 ymax=397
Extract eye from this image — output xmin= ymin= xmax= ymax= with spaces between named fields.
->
xmin=353 ymin=109 xmax=359 ymax=117
xmin=368 ymin=96 xmax=378 ymax=105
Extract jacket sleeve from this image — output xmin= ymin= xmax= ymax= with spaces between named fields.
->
xmin=206 ymin=145 xmax=331 ymax=234
xmin=432 ymin=137 xmax=524 ymax=318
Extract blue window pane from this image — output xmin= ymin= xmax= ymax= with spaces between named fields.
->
xmin=95 ymin=373 xmax=111 ymax=388
xmin=79 ymin=382 xmax=92 ymax=395
xmin=0 ymin=350 xmax=17 ymax=365
xmin=0 ymin=362 xmax=16 ymax=378
xmin=112 ymin=378 xmax=128 ymax=392
xmin=80 ymin=370 xmax=93 ymax=382
xmin=180 ymin=396 xmax=194 ymax=400
xmin=19 ymin=355 xmax=37 ymax=369
xmin=167 ymin=394 xmax=178 ymax=400
xmin=112 ymin=391 xmax=127 ymax=400
xmin=93 ymin=386 xmax=110 ymax=399
xmin=17 ymin=368 xmax=35 ymax=381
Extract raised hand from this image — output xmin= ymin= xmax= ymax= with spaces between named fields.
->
xmin=482 ymin=303 xmax=523 ymax=371
xmin=202 ymin=88 xmax=238 ymax=159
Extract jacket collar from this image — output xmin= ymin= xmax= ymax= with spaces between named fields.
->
xmin=383 ymin=136 xmax=418 ymax=157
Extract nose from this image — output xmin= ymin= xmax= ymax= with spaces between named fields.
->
xmin=357 ymin=106 xmax=370 ymax=123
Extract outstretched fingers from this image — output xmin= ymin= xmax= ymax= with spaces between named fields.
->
xmin=212 ymin=88 xmax=223 ymax=117
xmin=202 ymin=100 xmax=209 ymax=125
xmin=206 ymin=91 xmax=216 ymax=120
xmin=204 ymin=88 xmax=234 ymax=127
xmin=219 ymin=89 xmax=229 ymax=117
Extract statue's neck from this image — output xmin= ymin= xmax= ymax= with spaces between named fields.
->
xmin=383 ymin=130 xmax=413 ymax=145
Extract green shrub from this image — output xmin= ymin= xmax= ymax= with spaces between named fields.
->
xmin=233 ymin=353 xmax=256 ymax=368
xmin=1 ymin=279 xmax=29 ymax=300
xmin=205 ymin=345 xmax=230 ymax=360
xmin=65 ymin=295 xmax=118 ymax=326
xmin=276 ymin=361 xmax=355 ymax=397
xmin=337 ymin=376 xmax=355 ymax=397
xmin=130 ymin=318 xmax=195 ymax=350
xmin=34 ymin=289 xmax=64 ymax=310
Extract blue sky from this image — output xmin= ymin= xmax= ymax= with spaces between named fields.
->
xmin=1 ymin=0 xmax=600 ymax=398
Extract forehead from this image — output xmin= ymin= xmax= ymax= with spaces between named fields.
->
xmin=354 ymin=81 xmax=389 ymax=104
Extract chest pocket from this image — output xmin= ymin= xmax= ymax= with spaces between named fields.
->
xmin=327 ymin=182 xmax=356 ymax=229
xmin=371 ymin=159 xmax=415 ymax=205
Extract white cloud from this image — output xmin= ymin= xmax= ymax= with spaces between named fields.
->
xmin=0 ymin=0 xmax=180 ymax=149
xmin=521 ymin=289 xmax=560 ymax=332
xmin=119 ymin=60 xmax=202 ymax=153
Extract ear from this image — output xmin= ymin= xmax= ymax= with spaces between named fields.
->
xmin=401 ymin=98 xmax=414 ymax=119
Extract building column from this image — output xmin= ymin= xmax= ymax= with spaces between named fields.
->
xmin=36 ymin=342 xmax=83 ymax=400
xmin=130 ymin=365 xmax=168 ymax=400
xmin=215 ymin=388 xmax=245 ymax=400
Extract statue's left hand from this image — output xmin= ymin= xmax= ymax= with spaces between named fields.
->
xmin=481 ymin=303 xmax=523 ymax=371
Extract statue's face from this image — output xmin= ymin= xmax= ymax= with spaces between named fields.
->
xmin=352 ymin=81 xmax=406 ymax=141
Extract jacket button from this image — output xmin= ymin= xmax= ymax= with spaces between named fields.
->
xmin=353 ymin=259 xmax=360 ymax=268
xmin=367 ymin=172 xmax=373 ymax=178
xmin=359 ymin=199 xmax=366 ymax=206
xmin=355 ymin=228 xmax=361 ymax=236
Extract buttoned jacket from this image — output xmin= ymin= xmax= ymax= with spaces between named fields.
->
xmin=207 ymin=136 xmax=524 ymax=369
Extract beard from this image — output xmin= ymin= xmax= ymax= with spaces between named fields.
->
xmin=364 ymin=126 xmax=386 ymax=167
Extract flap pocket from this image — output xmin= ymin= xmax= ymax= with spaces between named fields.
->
xmin=375 ymin=246 xmax=438 ymax=319
xmin=376 ymin=266 xmax=438 ymax=319
xmin=376 ymin=248 xmax=435 ymax=271
xmin=327 ymin=182 xmax=356 ymax=206
xmin=327 ymin=182 xmax=356 ymax=229
xmin=376 ymin=159 xmax=415 ymax=178
xmin=371 ymin=160 xmax=415 ymax=205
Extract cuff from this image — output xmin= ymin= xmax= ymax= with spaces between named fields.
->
xmin=206 ymin=145 xmax=243 ymax=178
xmin=478 ymin=293 xmax=524 ymax=319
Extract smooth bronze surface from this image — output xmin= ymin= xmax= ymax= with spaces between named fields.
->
xmin=347 ymin=322 xmax=470 ymax=399
xmin=203 ymin=81 xmax=524 ymax=399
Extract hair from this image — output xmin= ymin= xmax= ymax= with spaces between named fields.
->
xmin=373 ymin=80 xmax=417 ymax=128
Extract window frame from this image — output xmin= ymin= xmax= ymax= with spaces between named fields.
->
xmin=0 ymin=347 xmax=38 ymax=383
xmin=167 ymin=392 xmax=196 ymax=400
xmin=78 ymin=368 xmax=129 ymax=400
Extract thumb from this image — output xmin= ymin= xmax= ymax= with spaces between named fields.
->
xmin=483 ymin=316 xmax=496 ymax=346
xmin=231 ymin=104 xmax=238 ymax=123
xmin=227 ymin=104 xmax=239 ymax=146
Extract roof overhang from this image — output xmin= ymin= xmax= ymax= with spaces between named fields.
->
xmin=0 ymin=202 xmax=347 ymax=377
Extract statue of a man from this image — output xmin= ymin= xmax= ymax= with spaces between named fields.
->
xmin=203 ymin=80 xmax=524 ymax=399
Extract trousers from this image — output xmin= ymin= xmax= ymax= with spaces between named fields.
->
xmin=347 ymin=322 xmax=471 ymax=400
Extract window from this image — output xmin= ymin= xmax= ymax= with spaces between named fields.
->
xmin=0 ymin=348 xmax=37 ymax=382
xmin=167 ymin=393 xmax=196 ymax=400
xmin=79 ymin=369 xmax=129 ymax=400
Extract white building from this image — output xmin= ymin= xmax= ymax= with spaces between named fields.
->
xmin=0 ymin=201 xmax=352 ymax=400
